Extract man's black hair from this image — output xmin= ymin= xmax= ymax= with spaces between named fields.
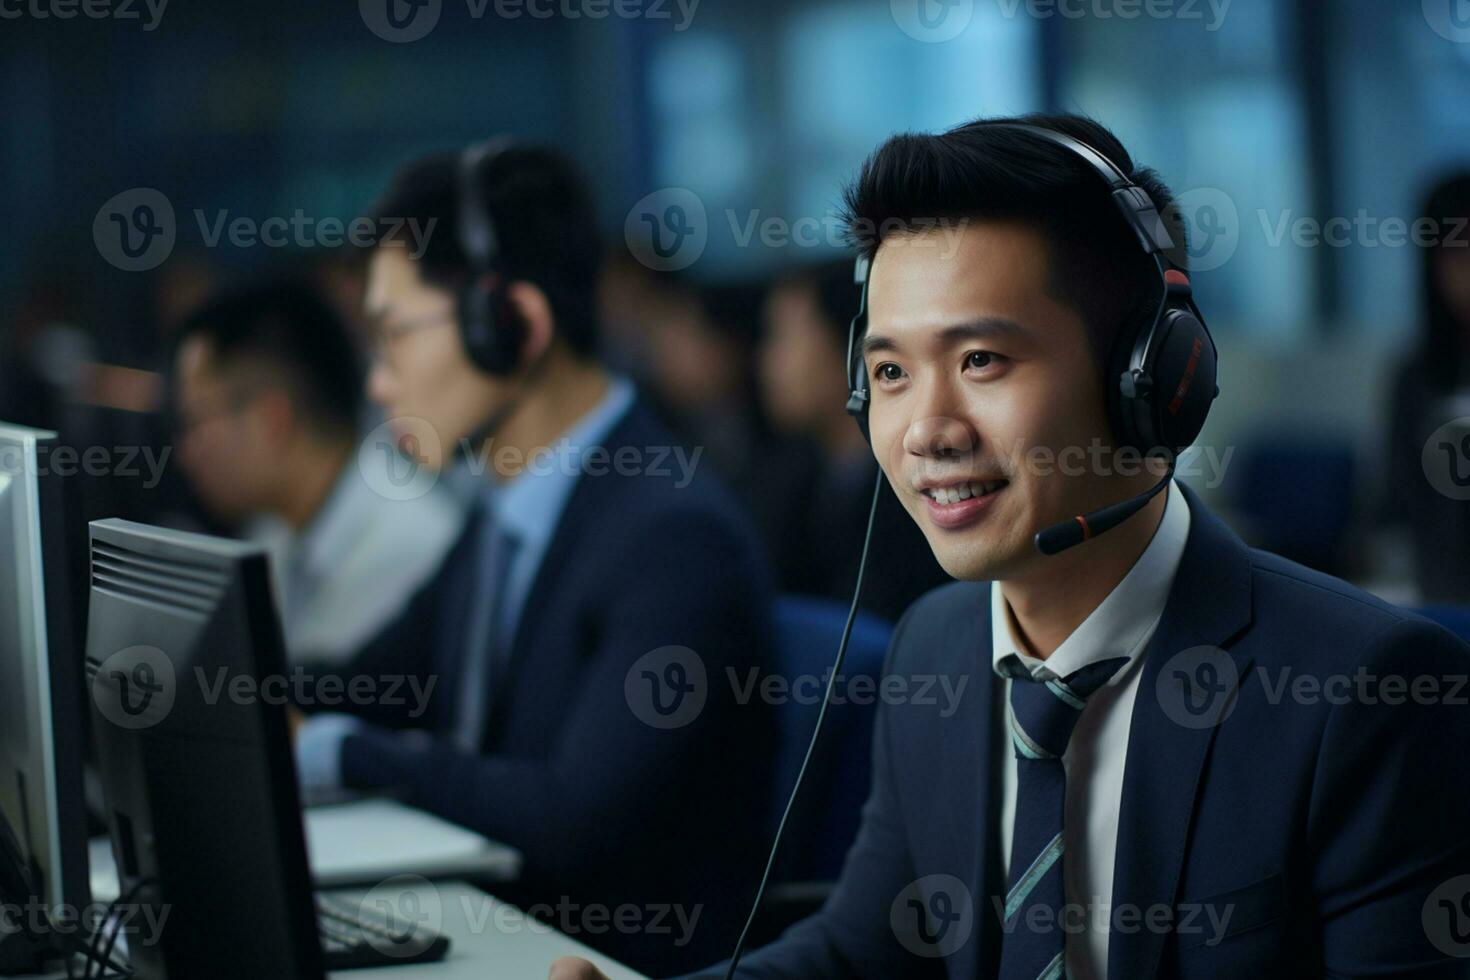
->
xmin=371 ymin=144 xmax=602 ymax=359
xmin=174 ymin=279 xmax=364 ymax=440
xmin=840 ymin=112 xmax=1188 ymax=385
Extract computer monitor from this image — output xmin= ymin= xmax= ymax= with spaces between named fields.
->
xmin=0 ymin=424 xmax=89 ymax=971
xmin=86 ymin=518 xmax=323 ymax=980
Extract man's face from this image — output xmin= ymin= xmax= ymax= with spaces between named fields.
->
xmin=861 ymin=221 xmax=1118 ymax=582
xmin=364 ymin=247 xmax=503 ymax=470
xmin=173 ymin=337 xmax=280 ymax=521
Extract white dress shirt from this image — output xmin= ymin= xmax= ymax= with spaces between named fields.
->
xmin=993 ymin=479 xmax=1191 ymax=980
xmin=250 ymin=450 xmax=465 ymax=664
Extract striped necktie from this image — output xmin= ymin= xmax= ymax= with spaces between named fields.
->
xmin=997 ymin=655 xmax=1129 ymax=980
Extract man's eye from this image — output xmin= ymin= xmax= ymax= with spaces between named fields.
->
xmin=875 ymin=363 xmax=904 ymax=382
xmin=966 ymin=351 xmax=997 ymax=370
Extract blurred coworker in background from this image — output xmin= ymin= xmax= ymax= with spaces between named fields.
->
xmin=1382 ymin=173 xmax=1470 ymax=602
xmin=172 ymin=280 xmax=464 ymax=661
xmin=292 ymin=143 xmax=775 ymax=976
xmin=756 ymin=261 xmax=949 ymax=621
xmin=645 ymin=276 xmax=773 ymax=483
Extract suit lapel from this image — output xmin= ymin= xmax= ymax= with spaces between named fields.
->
xmin=509 ymin=404 xmax=647 ymax=659
xmin=484 ymin=405 xmax=650 ymax=744
xmin=939 ymin=581 xmax=1002 ymax=979
xmin=1107 ymin=483 xmax=1255 ymax=979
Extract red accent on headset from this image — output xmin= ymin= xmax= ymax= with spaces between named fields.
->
xmin=1164 ymin=269 xmax=1190 ymax=287
xmin=1075 ymin=515 xmax=1091 ymax=541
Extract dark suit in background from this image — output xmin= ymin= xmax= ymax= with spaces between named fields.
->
xmin=308 ymin=400 xmax=776 ymax=977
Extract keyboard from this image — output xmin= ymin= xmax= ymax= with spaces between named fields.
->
xmin=315 ymin=893 xmax=452 ymax=970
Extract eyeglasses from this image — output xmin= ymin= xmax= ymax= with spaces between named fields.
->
xmin=370 ymin=311 xmax=457 ymax=361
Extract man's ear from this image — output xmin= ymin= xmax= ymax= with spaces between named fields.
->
xmin=505 ymin=281 xmax=556 ymax=367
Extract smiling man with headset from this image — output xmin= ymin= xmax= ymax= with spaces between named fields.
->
xmin=553 ymin=113 xmax=1470 ymax=979
xmin=290 ymin=141 xmax=776 ymax=976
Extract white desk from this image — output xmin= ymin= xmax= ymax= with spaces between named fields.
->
xmin=90 ymin=799 xmax=522 ymax=902
xmin=326 ymin=880 xmax=650 ymax=980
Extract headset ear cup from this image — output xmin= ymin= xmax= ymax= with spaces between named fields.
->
xmin=457 ymin=282 xmax=497 ymax=373
xmin=457 ymin=278 xmax=526 ymax=376
xmin=1112 ymin=306 xmax=1218 ymax=457
xmin=1149 ymin=309 xmax=1217 ymax=454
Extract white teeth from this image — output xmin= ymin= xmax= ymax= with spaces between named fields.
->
xmin=924 ymin=480 xmax=1006 ymax=504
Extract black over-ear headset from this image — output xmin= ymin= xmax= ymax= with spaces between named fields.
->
xmin=456 ymin=138 xmax=529 ymax=376
xmin=720 ymin=124 xmax=1221 ymax=980
xmin=843 ymin=122 xmax=1220 ymax=555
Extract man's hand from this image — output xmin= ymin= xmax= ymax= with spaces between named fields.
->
xmin=547 ymin=957 xmax=610 ymax=980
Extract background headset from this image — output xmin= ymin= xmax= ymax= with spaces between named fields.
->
xmin=721 ymin=125 xmax=1220 ymax=978
xmin=843 ymin=122 xmax=1220 ymax=556
xmin=456 ymin=138 xmax=529 ymax=376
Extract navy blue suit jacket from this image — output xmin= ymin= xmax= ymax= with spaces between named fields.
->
xmin=313 ymin=401 xmax=776 ymax=976
xmin=723 ymin=482 xmax=1470 ymax=978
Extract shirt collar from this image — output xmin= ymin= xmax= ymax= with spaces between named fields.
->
xmin=991 ymin=479 xmax=1192 ymax=685
xmin=479 ymin=375 xmax=636 ymax=546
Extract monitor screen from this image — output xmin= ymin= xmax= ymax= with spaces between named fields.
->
xmin=0 ymin=423 xmax=88 ymax=951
